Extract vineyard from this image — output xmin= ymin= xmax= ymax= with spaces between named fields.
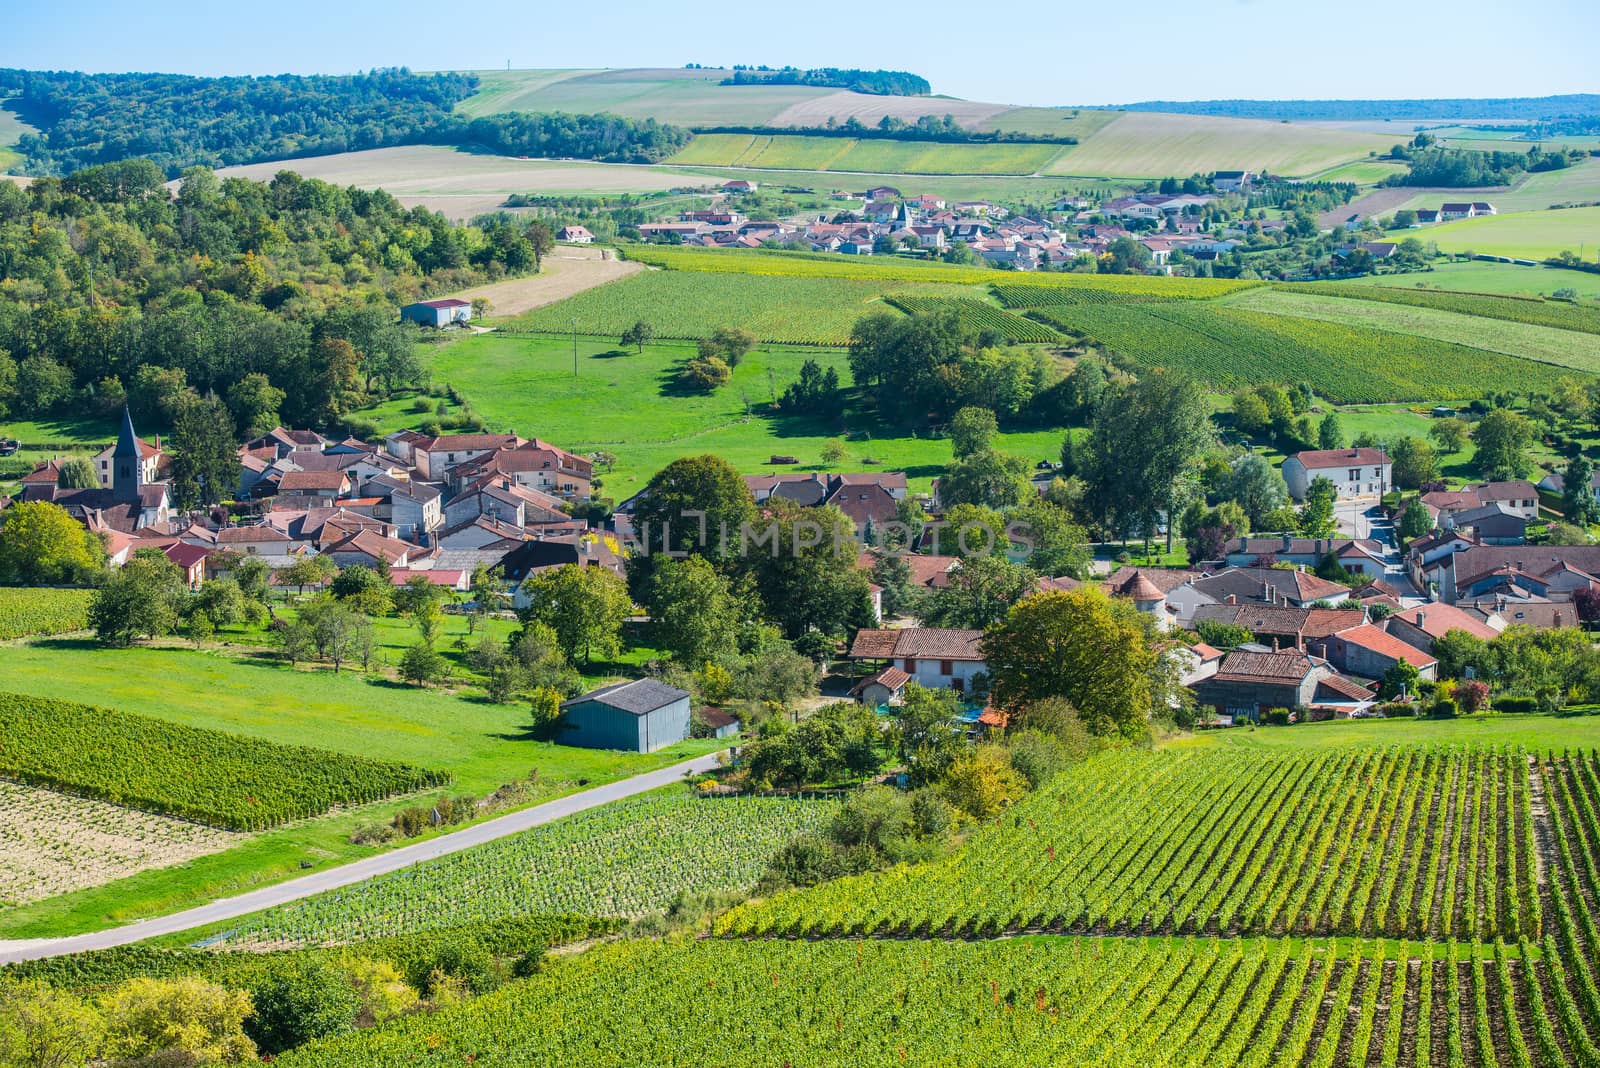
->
xmin=991 ymin=284 xmax=1181 ymax=307
xmin=0 ymin=587 xmax=93 ymax=639
xmin=223 ymin=791 xmax=837 ymax=945
xmin=275 ymin=935 xmax=1595 ymax=1068
xmin=621 ymin=245 xmax=1259 ymax=297
xmin=0 ymin=693 xmax=448 ymax=831
xmin=1292 ymin=282 xmax=1600 ymax=335
xmin=0 ymin=781 xmax=241 ymax=906
xmin=883 ymin=295 xmax=1062 ymax=342
xmin=1024 ymin=300 xmax=1572 ymax=402
xmin=716 ymin=747 xmax=1544 ymax=941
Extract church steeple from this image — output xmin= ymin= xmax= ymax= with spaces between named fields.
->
xmin=112 ymin=406 xmax=141 ymax=502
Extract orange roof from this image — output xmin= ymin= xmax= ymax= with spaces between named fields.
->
xmin=1338 ymin=624 xmax=1438 ymax=669
xmin=1389 ymin=603 xmax=1498 ymax=642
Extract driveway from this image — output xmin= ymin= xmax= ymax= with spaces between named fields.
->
xmin=0 ymin=753 xmax=722 ymax=965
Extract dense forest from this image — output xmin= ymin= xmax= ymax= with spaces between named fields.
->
xmin=1 ymin=68 xmax=479 ymax=176
xmin=717 ymin=67 xmax=931 ymax=97
xmin=0 ymin=158 xmax=544 ymax=434
xmin=1104 ymin=94 xmax=1600 ymax=121
xmin=1 ymin=68 xmax=695 ymax=176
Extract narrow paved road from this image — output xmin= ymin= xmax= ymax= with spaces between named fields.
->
xmin=0 ymin=753 xmax=723 ymax=964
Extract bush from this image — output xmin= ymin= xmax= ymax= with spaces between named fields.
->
xmin=1494 ymin=695 xmax=1538 ymax=714
xmin=406 ymin=938 xmax=498 ymax=996
xmin=1263 ymin=707 xmax=1291 ymax=726
xmin=247 ymin=961 xmax=361 ymax=1055
xmin=1005 ymin=729 xmax=1069 ymax=789
xmin=1428 ymin=697 xmax=1459 ymax=718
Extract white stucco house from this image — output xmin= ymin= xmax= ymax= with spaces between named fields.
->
xmin=1282 ymin=448 xmax=1391 ymax=501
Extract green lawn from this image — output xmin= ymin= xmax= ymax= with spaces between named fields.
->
xmin=0 ymin=638 xmax=723 ymax=938
xmin=361 ymin=334 xmax=1066 ymax=495
xmin=453 ymin=68 xmax=835 ymax=126
xmin=1225 ymin=287 xmax=1600 ymax=373
xmin=1334 ymin=259 xmax=1600 ymax=301
xmin=1416 ymin=205 xmax=1600 ymax=261
xmin=1170 ymin=711 xmax=1600 ymax=752
xmin=1311 ymin=159 xmax=1410 ymax=185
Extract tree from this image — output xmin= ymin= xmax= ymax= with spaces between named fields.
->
xmin=1561 ymin=451 xmax=1600 ymax=527
xmin=629 ymin=455 xmax=756 ymax=564
xmin=1317 ymin=411 xmax=1345 ymax=450
xmin=1084 ymin=371 xmax=1213 ymax=551
xmin=1379 ymin=658 xmax=1420 ymax=700
xmin=278 ymin=554 xmax=335 ymax=595
xmin=1429 ymin=418 xmax=1470 ymax=454
xmin=948 ymin=406 xmax=998 ymax=459
xmin=680 ymin=354 xmax=730 ymax=391
xmin=518 ymin=564 xmax=631 ymax=665
xmin=400 ymin=641 xmax=448 ymax=686
xmin=525 ymin=220 xmax=555 ymax=270
xmin=0 ymin=501 xmax=106 ymax=585
xmin=1232 ymin=390 xmax=1270 ymax=435
xmin=1008 ymin=499 xmax=1089 ymax=578
xmin=0 ymin=978 xmax=104 ymax=1068
xmin=246 ymin=962 xmax=360 ymax=1055
xmin=735 ymin=498 xmax=873 ymax=638
xmin=55 ymin=457 xmax=100 ymax=489
xmin=226 ymin=372 xmax=286 ymax=439
xmin=193 ymin=578 xmax=246 ymax=628
xmin=1300 ymin=476 xmax=1338 ymax=538
xmin=297 ymin=597 xmax=370 ymax=672
xmin=330 ymin=564 xmax=391 ymax=616
xmin=820 ymin=438 xmax=848 ymax=465
xmin=99 ymin=976 xmax=254 ymax=1065
xmin=620 ymin=320 xmax=656 ymax=353
xmin=1224 ymin=453 xmax=1290 ymax=527
xmin=89 ymin=549 xmax=186 ymax=645
xmin=938 ymin=449 xmax=1032 ymax=510
xmin=169 ymin=392 xmax=240 ymax=510
xmin=1398 ymin=496 xmax=1433 ymax=543
xmin=1472 ymin=408 xmax=1535 ymax=481
xmin=941 ymin=744 xmax=1028 ymax=820
xmin=1389 ymin=436 xmax=1438 ymax=489
xmin=646 ymin=556 xmax=744 ymax=667
xmin=922 ymin=555 xmax=1037 ymax=629
xmin=777 ymin=359 xmax=841 ymax=414
xmin=392 ymin=573 xmax=440 ymax=617
xmin=982 ymin=589 xmax=1156 ymax=739
xmin=892 ymin=684 xmax=966 ymax=787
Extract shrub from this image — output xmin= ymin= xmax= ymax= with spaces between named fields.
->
xmin=1263 ymin=707 xmax=1291 ymax=726
xmin=246 ymin=961 xmax=361 ymax=1055
xmin=1429 ymin=697 xmax=1458 ymax=718
xmin=1457 ymin=679 xmax=1490 ymax=713
xmin=1494 ymin=695 xmax=1538 ymax=714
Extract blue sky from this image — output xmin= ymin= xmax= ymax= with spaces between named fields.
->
xmin=5 ymin=0 xmax=1596 ymax=107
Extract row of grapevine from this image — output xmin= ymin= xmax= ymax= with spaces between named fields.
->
xmin=275 ymin=937 xmax=1592 ymax=1067
xmin=716 ymin=746 xmax=1541 ymax=940
xmin=882 ymin=295 xmax=1063 ymax=342
xmin=1020 ymin=300 xmax=1573 ymax=403
xmin=224 ymin=792 xmax=837 ymax=945
xmin=0 ymin=692 xmax=448 ymax=831
xmin=1294 ymin=282 xmax=1600 ymax=335
xmin=990 ymin=284 xmax=1181 ymax=307
xmin=621 ymin=244 xmax=1260 ymax=297
xmin=0 ymin=587 xmax=93 ymax=639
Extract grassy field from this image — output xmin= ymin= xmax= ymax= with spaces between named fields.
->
xmin=1042 ymin=112 xmax=1394 ymax=178
xmin=667 ymin=133 xmax=1063 ymax=175
xmin=0 ymin=639 xmax=722 ymax=937
xmin=1416 ymin=205 xmax=1600 ymax=260
xmin=503 ymin=269 xmax=987 ymax=344
xmin=362 ymin=334 xmax=1065 ymax=494
xmin=1334 ymin=259 xmax=1600 ymax=300
xmin=1312 ymin=159 xmax=1411 ymax=184
xmin=0 ymin=100 xmax=36 ymax=172
xmin=1225 ymin=287 xmax=1600 ymax=372
xmin=1391 ymin=159 xmax=1600 ymax=218
xmin=974 ymin=106 xmax=1122 ymax=139
xmin=453 ymin=68 xmax=837 ymax=126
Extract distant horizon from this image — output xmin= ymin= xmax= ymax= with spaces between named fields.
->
xmin=5 ymin=0 xmax=1593 ymax=108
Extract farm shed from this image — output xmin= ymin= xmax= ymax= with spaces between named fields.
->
xmin=699 ymin=708 xmax=740 ymax=739
xmin=560 ymin=679 xmax=691 ymax=753
xmin=401 ymin=298 xmax=472 ymax=327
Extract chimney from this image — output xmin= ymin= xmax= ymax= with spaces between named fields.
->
xmin=1282 ymin=533 xmax=1292 ymax=551
xmin=1225 ymin=594 xmax=1237 ymax=605
xmin=1417 ymin=610 xmax=1425 ymax=629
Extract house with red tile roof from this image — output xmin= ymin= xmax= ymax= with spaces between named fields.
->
xmin=1321 ymin=623 xmax=1438 ymax=682
xmin=848 ymin=627 xmax=986 ymax=693
xmin=1282 ymin=448 xmax=1390 ymax=501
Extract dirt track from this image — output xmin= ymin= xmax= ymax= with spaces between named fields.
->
xmin=440 ymin=246 xmax=642 ymax=317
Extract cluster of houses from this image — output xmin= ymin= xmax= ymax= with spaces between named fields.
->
xmin=641 ymin=177 xmax=1256 ymax=273
xmin=15 ymin=410 xmax=620 ymax=596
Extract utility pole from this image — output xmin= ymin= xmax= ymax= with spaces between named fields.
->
xmin=572 ymin=317 xmax=578 ymax=377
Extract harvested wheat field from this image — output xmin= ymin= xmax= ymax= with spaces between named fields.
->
xmin=440 ymin=246 xmax=644 ymax=317
xmin=0 ymin=781 xmax=242 ymax=906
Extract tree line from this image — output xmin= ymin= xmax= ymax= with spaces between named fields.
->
xmin=717 ymin=68 xmax=931 ymax=97
xmin=695 ymin=117 xmax=1078 ymax=145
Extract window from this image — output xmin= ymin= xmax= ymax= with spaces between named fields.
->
xmin=1348 ymin=469 xmax=1360 ymax=481
xmin=902 ymin=658 xmax=916 ymax=672
xmin=1373 ymin=467 xmax=1381 ymax=478
xmin=940 ymin=659 xmax=953 ymax=675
